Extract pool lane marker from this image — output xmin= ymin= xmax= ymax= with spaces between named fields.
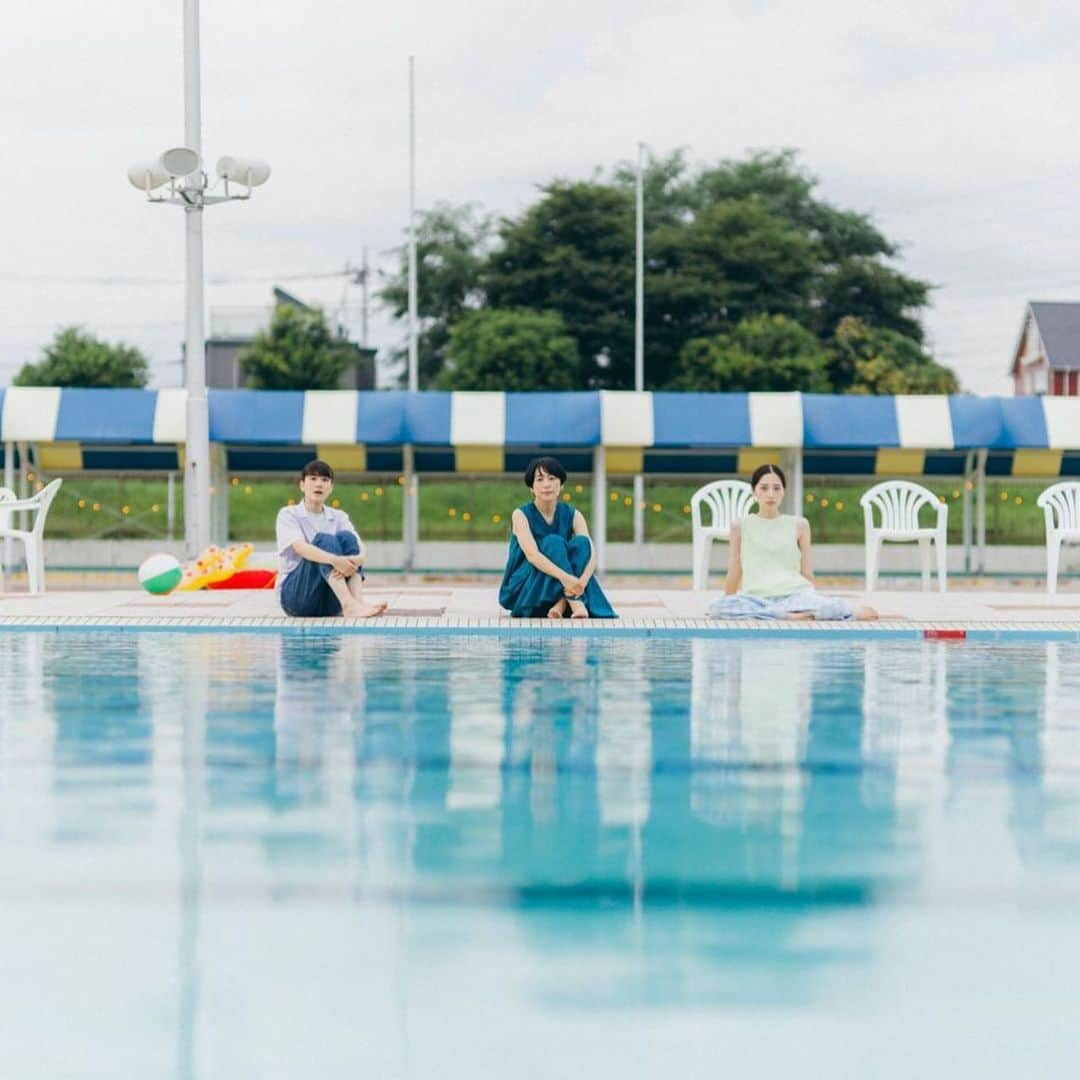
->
xmin=923 ymin=628 xmax=967 ymax=640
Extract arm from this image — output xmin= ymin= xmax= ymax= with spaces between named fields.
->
xmin=571 ymin=510 xmax=597 ymax=591
xmin=512 ymin=509 xmax=577 ymax=590
xmin=723 ymin=520 xmax=742 ymax=595
xmin=290 ymin=539 xmax=358 ymax=577
xmin=345 ymin=528 xmax=366 ymax=566
xmin=337 ymin=514 xmax=365 ymax=567
xmin=797 ymin=517 xmax=815 ymax=584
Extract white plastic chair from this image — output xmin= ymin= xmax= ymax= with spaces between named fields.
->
xmin=0 ymin=478 xmax=64 ymax=594
xmin=690 ymin=480 xmax=756 ymax=590
xmin=1036 ymin=482 xmax=1080 ymax=594
xmin=860 ymin=480 xmax=948 ymax=593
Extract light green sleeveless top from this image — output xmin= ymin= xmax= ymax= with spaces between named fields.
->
xmin=739 ymin=513 xmax=812 ymax=597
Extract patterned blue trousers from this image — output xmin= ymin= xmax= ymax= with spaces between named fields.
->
xmin=707 ymin=589 xmax=854 ymax=621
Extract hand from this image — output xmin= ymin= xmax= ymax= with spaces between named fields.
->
xmin=563 ymin=576 xmax=584 ymax=598
xmin=332 ymin=555 xmax=357 ymax=576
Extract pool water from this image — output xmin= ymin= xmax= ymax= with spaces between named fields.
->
xmin=2 ymin=632 xmax=1080 ymax=1077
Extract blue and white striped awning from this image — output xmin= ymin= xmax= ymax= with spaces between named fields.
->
xmin=4 ymin=388 xmax=1080 ymax=457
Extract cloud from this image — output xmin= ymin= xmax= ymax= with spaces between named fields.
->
xmin=2 ymin=0 xmax=1078 ymax=393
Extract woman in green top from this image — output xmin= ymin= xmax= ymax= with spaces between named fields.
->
xmin=708 ymin=464 xmax=878 ymax=621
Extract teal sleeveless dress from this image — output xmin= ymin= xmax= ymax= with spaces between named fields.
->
xmin=498 ymin=502 xmax=617 ymax=618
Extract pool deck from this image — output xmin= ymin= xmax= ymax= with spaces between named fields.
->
xmin=3 ymin=583 xmax=1080 ymax=638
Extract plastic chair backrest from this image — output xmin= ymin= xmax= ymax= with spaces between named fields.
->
xmin=691 ymin=480 xmax=756 ymax=533
xmin=0 ymin=479 xmax=63 ymax=537
xmin=30 ymin=479 xmax=62 ymax=538
xmin=860 ymin=480 xmax=940 ymax=532
xmin=1037 ymin=482 xmax=1080 ymax=533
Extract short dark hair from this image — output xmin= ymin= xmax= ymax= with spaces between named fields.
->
xmin=750 ymin=463 xmax=786 ymax=489
xmin=524 ymin=456 xmax=568 ymax=487
xmin=301 ymin=459 xmax=335 ymax=481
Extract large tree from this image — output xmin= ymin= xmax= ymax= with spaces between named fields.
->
xmin=15 ymin=326 xmax=148 ymax=387
xmin=238 ymin=304 xmax=352 ymax=390
xmin=379 ymin=202 xmax=494 ymax=387
xmin=384 ymin=149 xmax=957 ymax=393
xmin=437 ymin=308 xmax=579 ymax=391
xmin=688 ymin=150 xmax=931 ymax=341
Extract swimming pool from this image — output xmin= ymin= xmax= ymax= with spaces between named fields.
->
xmin=2 ymin=631 xmax=1079 ymax=1077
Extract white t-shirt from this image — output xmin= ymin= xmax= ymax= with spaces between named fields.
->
xmin=275 ymin=504 xmax=360 ymax=588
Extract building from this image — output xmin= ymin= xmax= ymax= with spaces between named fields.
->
xmin=1011 ymin=301 xmax=1080 ymax=396
xmin=198 ymin=287 xmax=375 ymax=390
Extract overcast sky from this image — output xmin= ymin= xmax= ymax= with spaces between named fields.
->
xmin=3 ymin=0 xmax=1079 ymax=395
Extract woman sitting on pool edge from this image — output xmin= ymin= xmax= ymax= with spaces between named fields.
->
xmin=499 ymin=456 xmax=617 ymax=619
xmin=275 ymin=459 xmax=388 ymax=619
xmin=708 ymin=464 xmax=878 ymax=622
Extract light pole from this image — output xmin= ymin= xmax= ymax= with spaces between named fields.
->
xmin=633 ymin=142 xmax=646 ymax=552
xmin=403 ymin=55 xmax=419 ymax=572
xmin=127 ymin=0 xmax=270 ymax=556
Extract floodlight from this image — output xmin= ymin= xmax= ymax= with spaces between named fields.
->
xmin=160 ymin=146 xmax=202 ymax=178
xmin=215 ymin=156 xmax=271 ymax=187
xmin=126 ymin=161 xmax=171 ymax=192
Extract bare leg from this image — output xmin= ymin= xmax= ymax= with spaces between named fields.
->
xmin=784 ymin=611 xmax=815 ymax=621
xmin=853 ymin=605 xmax=879 ymax=621
xmin=326 ymin=573 xmax=353 ymax=613
xmin=567 ymin=599 xmax=588 ymax=619
xmin=333 ymin=571 xmax=387 ymax=618
xmin=547 ymin=597 xmax=568 ymax=619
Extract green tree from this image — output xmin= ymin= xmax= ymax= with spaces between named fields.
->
xmin=238 ymin=304 xmax=352 ymax=390
xmin=384 ymin=148 xmax=955 ymax=394
xmin=484 ymin=181 xmax=635 ymax=389
xmin=645 ymin=199 xmax=819 ymax=386
xmin=379 ymin=202 xmax=495 ymax=386
xmin=830 ymin=317 xmax=960 ymax=394
xmin=672 ymin=314 xmax=831 ymax=392
xmin=15 ymin=326 xmax=149 ymax=387
xmin=690 ymin=150 xmax=931 ymax=341
xmin=437 ymin=308 xmax=579 ymax=391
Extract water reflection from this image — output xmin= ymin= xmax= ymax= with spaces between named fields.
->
xmin=5 ymin=632 xmax=1080 ymax=1075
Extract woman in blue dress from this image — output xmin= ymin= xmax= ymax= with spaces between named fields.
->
xmin=499 ymin=457 xmax=617 ymax=619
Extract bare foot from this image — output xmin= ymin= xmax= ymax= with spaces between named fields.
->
xmin=342 ymin=600 xmax=388 ymax=619
xmin=568 ymin=600 xmax=589 ymax=619
xmin=547 ymin=598 xmax=568 ymax=619
xmin=854 ymin=605 xmax=880 ymax=621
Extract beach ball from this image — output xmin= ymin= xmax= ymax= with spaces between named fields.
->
xmin=138 ymin=553 xmax=183 ymax=595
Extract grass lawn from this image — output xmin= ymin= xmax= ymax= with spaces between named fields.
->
xmin=32 ymin=473 xmax=1052 ymax=545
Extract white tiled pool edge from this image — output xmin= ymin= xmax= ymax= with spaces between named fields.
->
xmin=2 ymin=587 xmax=1080 ymax=639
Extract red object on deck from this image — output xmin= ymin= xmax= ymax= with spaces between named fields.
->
xmin=207 ymin=569 xmax=277 ymax=590
xmin=923 ymin=629 xmax=967 ymax=641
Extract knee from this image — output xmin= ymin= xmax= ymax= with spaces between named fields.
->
xmin=311 ymin=532 xmax=343 ymax=553
xmin=539 ymin=535 xmax=568 ymax=557
xmin=568 ymin=535 xmax=591 ymax=554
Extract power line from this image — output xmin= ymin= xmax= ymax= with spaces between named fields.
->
xmin=0 ymin=267 xmax=370 ymax=287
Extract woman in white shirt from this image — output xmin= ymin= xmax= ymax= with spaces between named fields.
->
xmin=275 ymin=459 xmax=387 ymax=618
